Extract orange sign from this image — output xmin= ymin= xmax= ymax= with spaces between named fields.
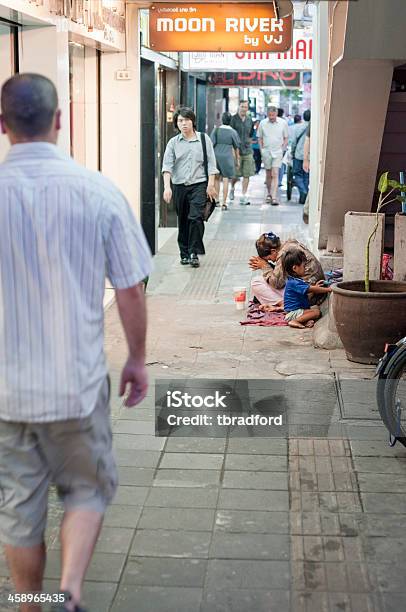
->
xmin=149 ymin=4 xmax=293 ymax=53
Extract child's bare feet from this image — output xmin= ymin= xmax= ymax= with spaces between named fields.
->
xmin=305 ymin=320 xmax=315 ymax=328
xmin=288 ymin=320 xmax=305 ymax=329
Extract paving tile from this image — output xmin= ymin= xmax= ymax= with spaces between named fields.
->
xmin=363 ymin=537 xmax=406 ymax=564
xmin=165 ymin=438 xmax=226 ymax=453
xmin=159 ymin=452 xmax=223 ymax=470
xmin=362 ymin=493 xmax=406 ymax=514
xmin=130 ymin=529 xmax=211 ymax=558
xmin=224 ymin=454 xmax=287 ymax=471
xmin=153 ymin=468 xmax=220 ymax=487
xmin=353 ymin=456 xmax=406 ymax=474
xmin=145 ymin=487 xmax=218 ymax=509
xmin=222 ymin=470 xmax=288 ymax=490
xmin=113 ymin=449 xmax=161 ymax=468
xmin=350 ymin=440 xmax=406 ymax=458
xmin=103 ymin=505 xmax=143 ymax=529
xmin=117 ymin=467 xmax=155 ymax=486
xmin=215 ymin=510 xmax=289 ymax=534
xmin=218 ymin=489 xmax=289 ymax=512
xmin=209 ymin=533 xmax=289 ymax=560
xmin=201 ymin=589 xmax=290 ymax=612
xmin=357 ymin=473 xmax=406 ymax=493
xmin=137 ymin=507 xmax=215 ymax=531
xmin=112 ymin=486 xmax=149 ymax=506
xmin=122 ymin=557 xmax=207 ymax=587
xmin=111 ymin=585 xmax=202 ymax=612
xmin=205 ymin=559 xmax=290 ymax=589
xmin=227 ymin=438 xmax=287 ymax=455
xmin=368 ymin=562 xmax=406 ymax=592
xmin=113 ymin=420 xmax=155 ymax=435
xmin=113 ymin=434 xmax=165 ymax=451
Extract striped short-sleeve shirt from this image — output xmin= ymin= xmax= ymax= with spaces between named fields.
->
xmin=0 ymin=142 xmax=152 ymax=423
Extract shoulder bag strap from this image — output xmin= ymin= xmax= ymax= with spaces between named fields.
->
xmin=200 ymin=132 xmax=209 ymax=181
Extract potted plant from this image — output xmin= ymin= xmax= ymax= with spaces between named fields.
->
xmin=332 ymin=172 xmax=406 ymax=364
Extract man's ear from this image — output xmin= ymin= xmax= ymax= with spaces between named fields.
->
xmin=0 ymin=115 xmax=6 ymax=135
xmin=55 ymin=109 xmax=61 ymax=131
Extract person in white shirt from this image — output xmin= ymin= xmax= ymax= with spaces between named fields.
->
xmin=257 ymin=106 xmax=288 ymax=206
xmin=0 ymin=73 xmax=152 ymax=612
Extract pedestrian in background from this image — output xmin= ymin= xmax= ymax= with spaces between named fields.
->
xmin=230 ymin=100 xmax=255 ymax=205
xmin=251 ymin=119 xmax=262 ymax=174
xmin=258 ymin=105 xmax=288 ymax=206
xmin=0 ymin=73 xmax=152 ymax=612
xmin=277 ymin=108 xmax=288 ymax=188
xmin=210 ymin=111 xmax=241 ymax=210
xmin=162 ymin=107 xmax=218 ymax=268
xmin=291 ymin=109 xmax=311 ymax=204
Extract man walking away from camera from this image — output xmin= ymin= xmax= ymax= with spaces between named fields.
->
xmin=0 ymin=73 xmax=152 ymax=612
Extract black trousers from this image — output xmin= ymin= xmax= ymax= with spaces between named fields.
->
xmin=173 ymin=182 xmax=206 ymax=257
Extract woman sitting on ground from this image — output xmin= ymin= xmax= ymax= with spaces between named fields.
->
xmin=249 ymin=233 xmax=325 ymax=306
xmin=210 ymin=112 xmax=241 ymax=210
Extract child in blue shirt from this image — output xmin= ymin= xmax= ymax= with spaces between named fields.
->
xmin=280 ymin=248 xmax=331 ymax=328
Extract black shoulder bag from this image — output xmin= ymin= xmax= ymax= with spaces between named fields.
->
xmin=201 ymin=132 xmax=216 ymax=222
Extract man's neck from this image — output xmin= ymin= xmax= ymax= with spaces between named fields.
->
xmin=239 ymin=113 xmax=246 ymax=121
xmin=182 ymin=130 xmax=196 ymax=141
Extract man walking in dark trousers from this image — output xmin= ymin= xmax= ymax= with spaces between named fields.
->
xmin=162 ymin=107 xmax=218 ymax=268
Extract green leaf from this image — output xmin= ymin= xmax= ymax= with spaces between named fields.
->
xmin=396 ymin=195 xmax=406 ymax=203
xmin=378 ymin=172 xmax=389 ymax=193
xmin=388 ymin=179 xmax=401 ymax=189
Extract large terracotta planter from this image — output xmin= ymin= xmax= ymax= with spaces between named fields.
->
xmin=332 ymin=280 xmax=406 ymax=364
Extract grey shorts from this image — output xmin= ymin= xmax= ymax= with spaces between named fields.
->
xmin=236 ymin=153 xmax=256 ymax=178
xmin=0 ymin=377 xmax=118 ymax=547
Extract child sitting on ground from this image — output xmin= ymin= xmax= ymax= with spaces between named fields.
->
xmin=260 ymin=248 xmax=332 ymax=327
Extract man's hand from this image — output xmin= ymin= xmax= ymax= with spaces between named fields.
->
xmin=207 ymin=184 xmax=217 ymax=201
xmin=249 ymin=256 xmax=269 ymax=270
xmin=119 ymin=357 xmax=148 ymax=407
xmin=163 ymin=187 xmax=172 ymax=204
xmin=303 ymin=159 xmax=310 ymax=173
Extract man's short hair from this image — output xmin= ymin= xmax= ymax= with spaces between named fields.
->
xmin=303 ymin=109 xmax=311 ymax=122
xmin=173 ymin=106 xmax=196 ymax=131
xmin=294 ymin=114 xmax=302 ymax=123
xmin=1 ymin=73 xmax=58 ymax=138
xmin=239 ymin=99 xmax=248 ymax=105
xmin=282 ymin=248 xmax=307 ymax=277
xmin=256 ymin=232 xmax=281 ymax=258
xmin=267 ymin=105 xmax=277 ymax=113
xmin=277 ymin=108 xmax=284 ymax=118
xmin=222 ymin=111 xmax=232 ymax=126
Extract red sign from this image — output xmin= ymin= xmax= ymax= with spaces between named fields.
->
xmin=207 ymin=71 xmax=301 ymax=87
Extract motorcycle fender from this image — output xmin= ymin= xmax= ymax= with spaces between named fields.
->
xmin=376 ymin=340 xmax=406 ymax=378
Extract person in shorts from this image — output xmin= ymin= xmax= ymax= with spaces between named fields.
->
xmin=230 ymin=100 xmax=255 ymax=205
xmin=258 ymin=106 xmax=288 ymax=206
xmin=0 ymin=74 xmax=152 ymax=612
xmin=268 ymin=248 xmax=331 ymax=329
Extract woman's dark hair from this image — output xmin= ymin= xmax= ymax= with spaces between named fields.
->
xmin=282 ymin=249 xmax=307 ymax=277
xmin=173 ymin=106 xmax=196 ymax=131
xmin=294 ymin=114 xmax=301 ymax=124
xmin=255 ymin=232 xmax=281 ymax=258
xmin=222 ymin=111 xmax=232 ymax=125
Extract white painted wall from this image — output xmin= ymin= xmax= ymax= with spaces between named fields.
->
xmin=100 ymin=4 xmax=141 ymax=219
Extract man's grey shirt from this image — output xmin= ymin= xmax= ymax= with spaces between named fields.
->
xmin=230 ymin=114 xmax=253 ymax=155
xmin=162 ymin=131 xmax=218 ymax=185
xmin=291 ymin=122 xmax=309 ymax=160
xmin=0 ymin=143 xmax=152 ymax=423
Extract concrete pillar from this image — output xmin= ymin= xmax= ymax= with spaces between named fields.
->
xmin=343 ymin=211 xmax=384 ymax=282
xmin=394 ymin=213 xmax=406 ymax=282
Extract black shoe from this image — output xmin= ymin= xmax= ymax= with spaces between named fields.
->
xmin=180 ymin=256 xmax=190 ymax=265
xmin=51 ymin=591 xmax=87 ymax=612
xmin=190 ymin=254 xmax=200 ymax=268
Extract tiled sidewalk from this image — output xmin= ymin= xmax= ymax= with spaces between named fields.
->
xmin=1 ymin=174 xmax=406 ymax=612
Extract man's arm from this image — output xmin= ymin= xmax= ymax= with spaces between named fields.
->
xmin=303 ymin=135 xmax=310 ymax=173
xmin=163 ymin=171 xmax=172 ymax=203
xmin=206 ymin=135 xmax=219 ymax=199
xmin=162 ymin=139 xmax=175 ymax=203
xmin=115 ymin=283 xmax=148 ymax=406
